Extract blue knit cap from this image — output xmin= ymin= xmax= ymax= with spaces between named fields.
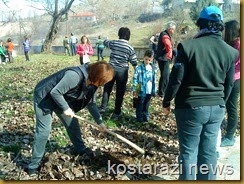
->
xmin=199 ymin=6 xmax=223 ymax=21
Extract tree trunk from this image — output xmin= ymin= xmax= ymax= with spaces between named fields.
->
xmin=42 ymin=15 xmax=62 ymax=53
xmin=41 ymin=0 xmax=75 ymax=53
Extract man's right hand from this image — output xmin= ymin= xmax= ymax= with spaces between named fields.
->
xmin=64 ymin=108 xmax=75 ymax=117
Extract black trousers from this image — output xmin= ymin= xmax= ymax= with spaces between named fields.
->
xmin=25 ymin=51 xmax=30 ymax=61
xmin=157 ymin=59 xmax=170 ymax=98
xmin=100 ymin=67 xmax=128 ymax=115
xmin=225 ymin=79 xmax=240 ymax=138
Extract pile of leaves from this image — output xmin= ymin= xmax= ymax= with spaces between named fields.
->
xmin=0 ymin=54 xmax=240 ymax=180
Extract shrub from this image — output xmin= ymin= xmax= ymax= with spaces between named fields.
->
xmin=138 ymin=13 xmax=162 ymax=23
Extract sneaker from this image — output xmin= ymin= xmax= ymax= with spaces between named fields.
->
xmin=136 ymin=118 xmax=144 ymax=123
xmin=79 ymin=147 xmax=94 ymax=157
xmin=111 ymin=112 xmax=122 ymax=120
xmin=220 ymin=137 xmax=235 ymax=147
xmin=98 ymin=107 xmax=106 ymax=114
xmin=143 ymin=117 xmax=150 ymax=122
xmin=24 ymin=167 xmax=39 ymax=176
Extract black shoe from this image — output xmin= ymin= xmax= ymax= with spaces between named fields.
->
xmin=136 ymin=118 xmax=144 ymax=123
xmin=99 ymin=107 xmax=106 ymax=114
xmin=24 ymin=167 xmax=39 ymax=176
xmin=79 ymin=148 xmax=94 ymax=157
xmin=111 ymin=112 xmax=122 ymax=120
xmin=143 ymin=117 xmax=150 ymax=122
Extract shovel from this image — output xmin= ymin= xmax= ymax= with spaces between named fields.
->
xmin=73 ymin=114 xmax=145 ymax=154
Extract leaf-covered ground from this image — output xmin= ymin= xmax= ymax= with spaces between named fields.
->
xmin=0 ymin=54 xmax=240 ymax=180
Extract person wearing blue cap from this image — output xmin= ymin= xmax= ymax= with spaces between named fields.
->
xmin=162 ymin=6 xmax=238 ymax=180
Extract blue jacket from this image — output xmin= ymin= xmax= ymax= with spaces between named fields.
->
xmin=132 ymin=63 xmax=157 ymax=97
xmin=23 ymin=39 xmax=30 ymax=52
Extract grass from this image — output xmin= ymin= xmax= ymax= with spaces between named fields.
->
xmin=0 ymin=53 xmax=152 ymax=151
xmin=52 ymin=129 xmax=70 ymax=148
xmin=0 ymin=51 xmax=240 ymax=156
xmin=0 ymin=144 xmax=21 ymax=156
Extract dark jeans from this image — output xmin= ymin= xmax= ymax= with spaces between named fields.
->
xmin=24 ymin=51 xmax=30 ymax=61
xmin=225 ymin=79 xmax=240 ymax=139
xmin=157 ymin=59 xmax=170 ymax=97
xmin=100 ymin=67 xmax=128 ymax=114
xmin=175 ymin=105 xmax=225 ymax=180
xmin=8 ymin=51 xmax=13 ymax=63
xmin=136 ymin=94 xmax=152 ymax=121
xmin=28 ymin=97 xmax=85 ymax=170
xmin=151 ymin=46 xmax=157 ymax=64
xmin=71 ymin=43 xmax=76 ymax=56
xmin=0 ymin=55 xmax=6 ymax=63
xmin=97 ymin=47 xmax=104 ymax=61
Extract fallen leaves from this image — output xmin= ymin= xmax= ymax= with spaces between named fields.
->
xmin=0 ymin=54 xmax=240 ymax=180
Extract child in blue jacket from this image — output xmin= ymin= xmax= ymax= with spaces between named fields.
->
xmin=132 ymin=49 xmax=158 ymax=122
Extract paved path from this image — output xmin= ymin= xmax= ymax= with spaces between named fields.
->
xmin=217 ymin=135 xmax=240 ymax=180
xmin=150 ymin=136 xmax=240 ymax=180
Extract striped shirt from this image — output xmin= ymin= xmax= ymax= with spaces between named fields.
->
xmin=104 ymin=39 xmax=137 ymax=69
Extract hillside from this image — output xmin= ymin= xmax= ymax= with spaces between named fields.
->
xmin=0 ymin=16 xmax=197 ymax=48
xmin=0 ymin=9 xmax=240 ymax=48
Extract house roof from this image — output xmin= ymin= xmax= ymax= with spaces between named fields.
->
xmin=71 ymin=12 xmax=96 ymax=17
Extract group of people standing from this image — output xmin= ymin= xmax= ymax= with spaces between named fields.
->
xmin=0 ymin=36 xmax=31 ymax=64
xmin=0 ymin=38 xmax=15 ymax=64
xmin=26 ymin=5 xmax=239 ymax=181
xmin=161 ymin=6 xmax=240 ymax=180
xmin=63 ymin=33 xmax=79 ymax=56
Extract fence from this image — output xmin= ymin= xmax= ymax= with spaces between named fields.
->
xmin=14 ymin=45 xmax=150 ymax=59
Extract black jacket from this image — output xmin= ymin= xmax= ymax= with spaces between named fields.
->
xmin=163 ymin=32 xmax=239 ymax=108
xmin=155 ymin=30 xmax=172 ymax=61
xmin=34 ymin=65 xmax=93 ymax=114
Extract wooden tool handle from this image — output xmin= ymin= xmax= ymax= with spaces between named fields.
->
xmin=73 ymin=114 xmax=145 ymax=154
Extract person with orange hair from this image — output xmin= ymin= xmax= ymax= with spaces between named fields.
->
xmin=26 ymin=61 xmax=114 ymax=176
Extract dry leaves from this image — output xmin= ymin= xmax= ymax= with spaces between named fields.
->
xmin=0 ymin=55 xmax=239 ymax=180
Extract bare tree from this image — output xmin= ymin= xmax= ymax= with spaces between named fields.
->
xmin=28 ymin=0 xmax=76 ymax=52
